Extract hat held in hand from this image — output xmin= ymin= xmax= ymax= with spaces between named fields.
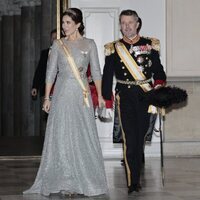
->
xmin=144 ymin=86 xmax=188 ymax=108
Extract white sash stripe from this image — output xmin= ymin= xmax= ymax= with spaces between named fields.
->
xmin=115 ymin=42 xmax=157 ymax=113
xmin=115 ymin=42 xmax=152 ymax=92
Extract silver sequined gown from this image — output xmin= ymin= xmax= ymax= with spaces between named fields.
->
xmin=23 ymin=38 xmax=108 ymax=196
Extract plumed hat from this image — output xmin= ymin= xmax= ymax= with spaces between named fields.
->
xmin=144 ymin=86 xmax=188 ymax=108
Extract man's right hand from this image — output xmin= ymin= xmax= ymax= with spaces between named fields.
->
xmin=31 ymin=88 xmax=38 ymax=96
xmin=42 ymin=99 xmax=51 ymax=113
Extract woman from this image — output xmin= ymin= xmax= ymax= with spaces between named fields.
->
xmin=23 ymin=8 xmax=108 ymax=197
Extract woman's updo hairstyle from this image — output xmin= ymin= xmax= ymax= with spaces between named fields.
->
xmin=62 ymin=8 xmax=85 ymax=35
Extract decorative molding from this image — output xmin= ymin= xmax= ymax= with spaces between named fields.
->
xmin=81 ymin=7 xmax=120 ymax=40
xmin=164 ymin=141 xmax=200 ymax=157
xmin=14 ymin=0 xmax=41 ymax=7
xmin=81 ymin=7 xmax=120 ymax=72
xmin=101 ymin=139 xmax=200 ymax=158
xmin=167 ymin=76 xmax=200 ymax=82
xmin=99 ymin=137 xmax=162 ymax=158
xmin=0 ymin=0 xmax=21 ymax=16
xmin=0 ymin=0 xmax=41 ymax=16
xmin=166 ymin=0 xmax=200 ymax=77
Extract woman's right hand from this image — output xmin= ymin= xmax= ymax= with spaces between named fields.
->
xmin=42 ymin=99 xmax=51 ymax=113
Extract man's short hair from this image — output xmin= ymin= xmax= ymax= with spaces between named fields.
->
xmin=51 ymin=29 xmax=57 ymax=35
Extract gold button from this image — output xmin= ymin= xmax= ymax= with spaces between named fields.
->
xmin=124 ymin=73 xmax=127 ymax=76
xmin=146 ymin=57 xmax=148 ymax=60
xmin=126 ymin=79 xmax=129 ymax=81
xmin=145 ymin=64 xmax=148 ymax=67
xmin=122 ymin=66 xmax=125 ymax=69
xmin=128 ymin=85 xmax=131 ymax=88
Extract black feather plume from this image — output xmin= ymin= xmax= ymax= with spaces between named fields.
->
xmin=144 ymin=86 xmax=188 ymax=108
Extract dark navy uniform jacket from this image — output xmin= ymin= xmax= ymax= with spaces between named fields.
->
xmin=32 ymin=48 xmax=49 ymax=97
xmin=102 ymin=36 xmax=167 ymax=100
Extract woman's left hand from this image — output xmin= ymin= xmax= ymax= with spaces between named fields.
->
xmin=98 ymin=96 xmax=105 ymax=108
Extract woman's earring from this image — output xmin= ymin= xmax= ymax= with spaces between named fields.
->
xmin=75 ymin=28 xmax=78 ymax=37
xmin=61 ymin=30 xmax=66 ymax=36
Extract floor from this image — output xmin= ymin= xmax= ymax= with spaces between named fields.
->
xmin=0 ymin=157 xmax=200 ymax=200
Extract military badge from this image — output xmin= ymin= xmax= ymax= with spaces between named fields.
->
xmin=134 ymin=45 xmax=151 ymax=56
xmin=129 ymin=45 xmax=134 ymax=54
xmin=138 ymin=65 xmax=144 ymax=72
xmin=137 ymin=56 xmax=144 ymax=64
xmin=148 ymin=60 xmax=152 ymax=67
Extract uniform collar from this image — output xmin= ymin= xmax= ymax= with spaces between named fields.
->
xmin=122 ymin=35 xmax=140 ymax=45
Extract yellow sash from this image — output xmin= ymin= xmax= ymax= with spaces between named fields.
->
xmin=58 ymin=39 xmax=90 ymax=107
xmin=115 ymin=41 xmax=152 ymax=92
xmin=115 ymin=41 xmax=157 ymax=113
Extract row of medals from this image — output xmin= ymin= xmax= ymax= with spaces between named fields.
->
xmin=129 ymin=44 xmax=152 ymax=72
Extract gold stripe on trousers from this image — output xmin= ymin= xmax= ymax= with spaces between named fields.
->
xmin=116 ymin=94 xmax=131 ymax=187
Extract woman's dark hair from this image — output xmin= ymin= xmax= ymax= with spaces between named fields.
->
xmin=62 ymin=8 xmax=85 ymax=35
xmin=119 ymin=10 xmax=142 ymax=33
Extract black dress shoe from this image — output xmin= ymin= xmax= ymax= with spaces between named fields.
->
xmin=137 ymin=183 xmax=142 ymax=190
xmin=128 ymin=184 xmax=140 ymax=194
xmin=121 ymin=159 xmax=125 ymax=166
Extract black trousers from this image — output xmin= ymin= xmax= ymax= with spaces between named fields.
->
xmin=113 ymin=99 xmax=123 ymax=143
xmin=116 ymin=87 xmax=150 ymax=187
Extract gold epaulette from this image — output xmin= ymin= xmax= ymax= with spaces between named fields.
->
xmin=149 ymin=37 xmax=160 ymax=52
xmin=143 ymin=36 xmax=160 ymax=52
xmin=104 ymin=41 xmax=117 ymax=56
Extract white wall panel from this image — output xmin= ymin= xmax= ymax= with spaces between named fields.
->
xmin=167 ymin=0 xmax=200 ymax=76
xmin=83 ymin=8 xmax=119 ymax=72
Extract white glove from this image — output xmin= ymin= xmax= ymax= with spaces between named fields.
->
xmin=105 ymin=108 xmax=113 ymax=119
xmin=98 ymin=108 xmax=113 ymax=122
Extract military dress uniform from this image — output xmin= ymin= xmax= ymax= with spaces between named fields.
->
xmin=102 ymin=35 xmax=166 ymax=192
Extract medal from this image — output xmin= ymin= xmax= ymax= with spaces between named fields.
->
xmin=148 ymin=60 xmax=152 ymax=67
xmin=137 ymin=56 xmax=144 ymax=64
xmin=129 ymin=45 xmax=134 ymax=54
xmin=138 ymin=65 xmax=144 ymax=72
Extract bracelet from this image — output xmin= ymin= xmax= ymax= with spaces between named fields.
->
xmin=44 ymin=97 xmax=50 ymax=100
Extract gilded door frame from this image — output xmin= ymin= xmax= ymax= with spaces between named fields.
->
xmin=57 ymin=0 xmax=68 ymax=39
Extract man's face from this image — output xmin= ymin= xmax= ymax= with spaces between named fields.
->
xmin=120 ymin=15 xmax=139 ymax=39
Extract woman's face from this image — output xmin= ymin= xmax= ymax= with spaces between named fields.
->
xmin=62 ymin=15 xmax=80 ymax=36
xmin=120 ymin=15 xmax=139 ymax=39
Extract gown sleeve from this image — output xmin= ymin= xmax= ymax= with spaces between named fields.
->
xmin=89 ymin=40 xmax=102 ymax=81
xmin=45 ymin=41 xmax=59 ymax=84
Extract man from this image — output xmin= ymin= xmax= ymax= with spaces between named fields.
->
xmin=31 ymin=29 xmax=57 ymax=135
xmin=31 ymin=29 xmax=57 ymax=98
xmin=102 ymin=10 xmax=166 ymax=193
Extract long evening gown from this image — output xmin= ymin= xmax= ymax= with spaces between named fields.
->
xmin=23 ymin=37 xmax=108 ymax=196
